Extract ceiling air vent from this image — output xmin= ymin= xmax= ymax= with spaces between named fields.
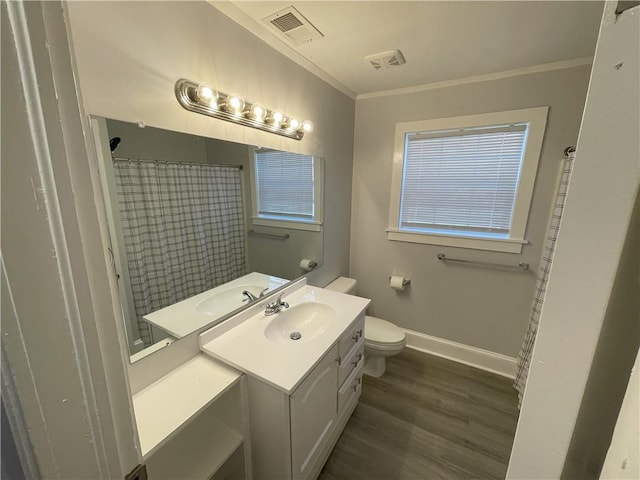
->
xmin=365 ymin=49 xmax=406 ymax=70
xmin=262 ymin=6 xmax=324 ymax=46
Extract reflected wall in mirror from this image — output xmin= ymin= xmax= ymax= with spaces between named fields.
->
xmin=91 ymin=117 xmax=324 ymax=362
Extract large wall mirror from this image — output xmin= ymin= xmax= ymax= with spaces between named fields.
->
xmin=91 ymin=117 xmax=324 ymax=362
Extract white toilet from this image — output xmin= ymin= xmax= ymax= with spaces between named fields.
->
xmin=326 ymin=277 xmax=406 ymax=377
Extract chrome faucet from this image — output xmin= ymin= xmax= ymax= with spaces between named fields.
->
xmin=264 ymin=295 xmax=289 ymax=316
xmin=242 ymin=290 xmax=258 ymax=302
xmin=242 ymin=288 xmax=269 ymax=303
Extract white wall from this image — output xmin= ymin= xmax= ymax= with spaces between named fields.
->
xmin=66 ymin=0 xmax=355 ymax=291
xmin=507 ymin=3 xmax=640 ymax=477
xmin=351 ymin=65 xmax=591 ymax=357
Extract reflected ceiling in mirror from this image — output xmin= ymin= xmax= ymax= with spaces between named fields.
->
xmin=91 ymin=118 xmax=324 ymax=362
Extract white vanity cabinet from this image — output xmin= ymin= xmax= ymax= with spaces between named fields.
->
xmin=199 ymin=281 xmax=371 ymax=480
xmin=247 ymin=314 xmax=365 ymax=480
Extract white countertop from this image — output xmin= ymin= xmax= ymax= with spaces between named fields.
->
xmin=144 ymin=272 xmax=288 ymax=338
xmin=199 ymin=281 xmax=370 ymax=394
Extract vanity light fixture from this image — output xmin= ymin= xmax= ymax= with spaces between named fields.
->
xmin=175 ymin=78 xmax=313 ymax=140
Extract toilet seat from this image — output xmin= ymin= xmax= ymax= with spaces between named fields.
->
xmin=364 ymin=315 xmax=406 ymax=344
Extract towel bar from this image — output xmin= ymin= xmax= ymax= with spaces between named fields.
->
xmin=437 ymin=253 xmax=529 ymax=271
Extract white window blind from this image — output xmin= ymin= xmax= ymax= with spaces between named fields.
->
xmin=399 ymin=124 xmax=528 ymax=238
xmin=255 ymin=150 xmax=315 ymax=222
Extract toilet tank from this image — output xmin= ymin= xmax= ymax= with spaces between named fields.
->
xmin=325 ymin=277 xmax=357 ymax=295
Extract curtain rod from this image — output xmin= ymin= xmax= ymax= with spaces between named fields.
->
xmin=112 ymin=156 xmax=243 ymax=170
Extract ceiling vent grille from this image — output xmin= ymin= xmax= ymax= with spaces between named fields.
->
xmin=365 ymin=49 xmax=407 ymax=70
xmin=263 ymin=6 xmax=324 ymax=46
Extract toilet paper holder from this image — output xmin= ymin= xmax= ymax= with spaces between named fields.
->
xmin=388 ymin=276 xmax=411 ymax=287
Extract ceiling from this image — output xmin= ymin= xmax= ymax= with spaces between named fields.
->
xmin=213 ymin=1 xmax=604 ymax=99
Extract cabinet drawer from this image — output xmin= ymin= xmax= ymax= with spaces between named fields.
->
xmin=337 ymin=361 xmax=364 ymax=415
xmin=338 ymin=341 xmax=364 ymax=387
xmin=338 ymin=316 xmax=364 ymax=359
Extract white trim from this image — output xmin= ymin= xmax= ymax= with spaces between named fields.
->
xmin=7 ymin=2 xmax=112 ymax=475
xmin=358 ymin=57 xmax=594 ymax=100
xmin=387 ymin=107 xmax=548 ymax=254
xmin=251 ymin=217 xmax=322 ymax=232
xmin=404 ymin=328 xmax=517 ymax=379
xmin=386 ymin=229 xmax=527 ymax=254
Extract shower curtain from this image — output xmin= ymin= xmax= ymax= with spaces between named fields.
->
xmin=514 ymin=150 xmax=576 ymax=405
xmin=113 ymin=159 xmax=246 ymax=346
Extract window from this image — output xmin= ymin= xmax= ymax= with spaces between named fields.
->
xmin=387 ymin=107 xmax=548 ymax=253
xmin=251 ymin=149 xmax=323 ymax=231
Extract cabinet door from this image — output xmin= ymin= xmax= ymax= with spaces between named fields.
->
xmin=290 ymin=345 xmax=338 ymax=480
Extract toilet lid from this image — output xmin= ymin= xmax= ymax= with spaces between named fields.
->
xmin=365 ymin=315 xmax=406 ymax=343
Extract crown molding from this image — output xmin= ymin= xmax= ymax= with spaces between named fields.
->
xmin=357 ymin=57 xmax=594 ymax=101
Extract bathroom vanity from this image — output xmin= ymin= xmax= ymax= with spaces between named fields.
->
xmin=200 ymin=278 xmax=370 ymax=480
xmin=128 ymin=278 xmax=368 ymax=480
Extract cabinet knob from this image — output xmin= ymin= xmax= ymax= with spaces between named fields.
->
xmin=351 ymin=353 xmax=363 ymax=366
xmin=351 ymin=376 xmax=362 ymax=391
xmin=335 ymin=356 xmax=342 ymax=366
xmin=352 ymin=329 xmax=363 ymax=342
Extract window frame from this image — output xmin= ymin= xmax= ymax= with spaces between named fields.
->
xmin=387 ymin=107 xmax=548 ymax=253
xmin=249 ymin=149 xmax=324 ymax=232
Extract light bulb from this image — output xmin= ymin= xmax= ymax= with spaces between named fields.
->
xmin=269 ymin=111 xmax=284 ymax=126
xmin=287 ymin=118 xmax=300 ymax=131
xmin=302 ymin=120 xmax=314 ymax=133
xmin=196 ymin=84 xmax=217 ymax=108
xmin=226 ymin=95 xmax=245 ymax=113
xmin=249 ymin=104 xmax=267 ymax=122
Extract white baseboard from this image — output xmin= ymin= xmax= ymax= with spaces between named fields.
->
xmin=403 ymin=328 xmax=517 ymax=379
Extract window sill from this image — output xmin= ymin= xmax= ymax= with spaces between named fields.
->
xmin=252 ymin=217 xmax=322 ymax=232
xmin=386 ymin=228 xmax=527 ymax=253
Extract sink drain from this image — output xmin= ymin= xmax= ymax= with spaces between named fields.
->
xmin=290 ymin=332 xmax=302 ymax=340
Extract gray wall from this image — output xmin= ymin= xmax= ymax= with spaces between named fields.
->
xmin=107 ymin=119 xmax=211 ymax=164
xmin=350 ymin=65 xmax=591 ymax=357
xmin=67 ymin=1 xmax=355 ymax=290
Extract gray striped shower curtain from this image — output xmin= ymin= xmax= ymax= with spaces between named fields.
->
xmin=514 ymin=151 xmax=576 ymax=405
xmin=113 ymin=159 xmax=246 ymax=346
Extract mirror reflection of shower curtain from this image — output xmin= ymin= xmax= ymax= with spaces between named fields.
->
xmin=113 ymin=159 xmax=246 ymax=347
xmin=514 ymin=151 xmax=576 ymax=406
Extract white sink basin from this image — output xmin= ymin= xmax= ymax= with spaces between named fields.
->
xmin=196 ymin=284 xmax=265 ymax=317
xmin=264 ymin=302 xmax=336 ymax=344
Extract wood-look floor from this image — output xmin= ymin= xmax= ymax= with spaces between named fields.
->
xmin=319 ymin=348 xmax=519 ymax=480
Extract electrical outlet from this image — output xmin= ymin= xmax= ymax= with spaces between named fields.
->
xmin=124 ymin=464 xmax=147 ymax=480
